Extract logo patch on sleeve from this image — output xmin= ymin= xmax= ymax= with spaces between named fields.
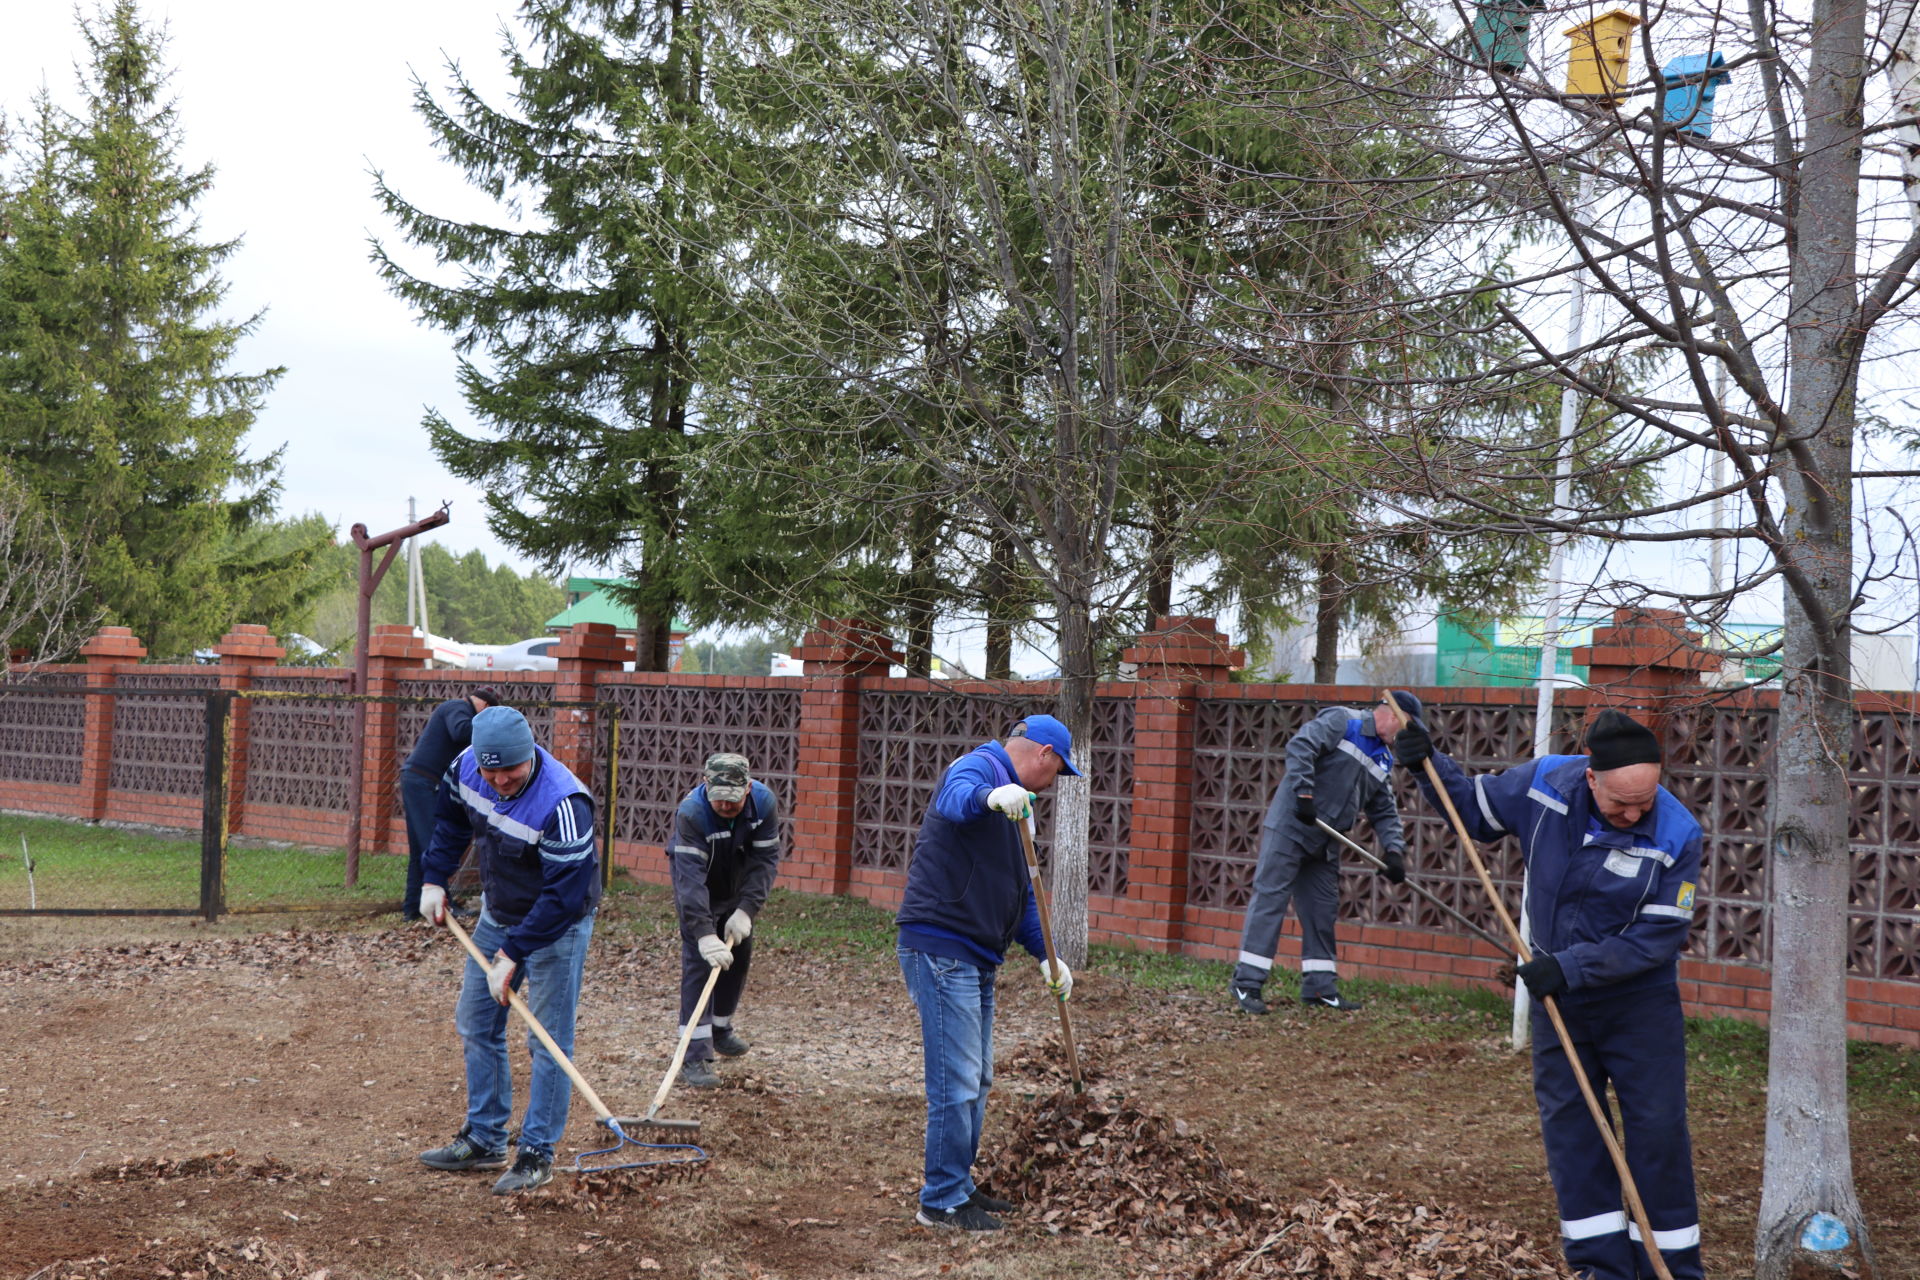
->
xmin=1677 ymin=882 xmax=1696 ymax=910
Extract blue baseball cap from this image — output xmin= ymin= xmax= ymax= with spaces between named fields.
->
xmin=472 ymin=706 xmax=535 ymax=768
xmin=1014 ymin=713 xmax=1081 ymax=777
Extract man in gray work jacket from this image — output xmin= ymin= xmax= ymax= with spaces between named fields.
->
xmin=668 ymin=752 xmax=782 ymax=1088
xmin=1229 ymin=691 xmax=1423 ymax=1013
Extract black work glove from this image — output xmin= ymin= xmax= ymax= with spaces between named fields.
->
xmin=1392 ymin=722 xmax=1433 ymax=769
xmin=1380 ymin=849 xmax=1407 ymax=884
xmin=1516 ymin=952 xmax=1569 ymax=999
xmin=1293 ymin=792 xmax=1316 ymax=824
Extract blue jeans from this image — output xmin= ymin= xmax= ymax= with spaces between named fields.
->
xmin=455 ymin=905 xmax=594 ymax=1159
xmin=899 ymin=946 xmax=996 ymax=1211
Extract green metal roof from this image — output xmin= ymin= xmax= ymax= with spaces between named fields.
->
xmin=547 ymin=586 xmax=690 ymax=632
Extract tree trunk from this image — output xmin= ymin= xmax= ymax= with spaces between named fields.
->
xmin=1050 ymin=561 xmax=1096 ymax=970
xmin=903 ymin=505 xmax=935 ymax=677
xmin=1755 ymin=0 xmax=1876 ymax=1272
xmin=1312 ymin=548 xmax=1342 ymax=683
xmin=984 ymin=515 xmax=1016 ymax=680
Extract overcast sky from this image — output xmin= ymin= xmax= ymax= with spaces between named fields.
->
xmin=2 ymin=2 xmax=539 ymax=574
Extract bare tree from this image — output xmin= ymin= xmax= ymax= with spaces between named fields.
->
xmin=1192 ymin=0 xmax=1920 ymax=1272
xmin=0 ymin=466 xmax=96 ymax=674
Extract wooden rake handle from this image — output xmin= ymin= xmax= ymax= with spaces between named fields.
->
xmin=1017 ymin=814 xmax=1082 ymax=1092
xmin=443 ymin=913 xmax=616 ymax=1124
xmin=646 ymin=940 xmax=731 ymax=1120
xmin=1380 ymin=692 xmax=1674 ymax=1280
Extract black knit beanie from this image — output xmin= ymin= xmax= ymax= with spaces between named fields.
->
xmin=1586 ymin=709 xmax=1662 ymax=771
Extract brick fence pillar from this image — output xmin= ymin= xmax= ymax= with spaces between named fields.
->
xmin=362 ymin=625 xmax=432 ymax=854
xmin=551 ymin=622 xmax=633 ymax=786
xmin=787 ymin=619 xmax=901 ymax=896
xmin=1570 ymin=607 xmax=1718 ymax=748
xmin=77 ymin=627 xmax=147 ymax=820
xmin=213 ymin=625 xmax=286 ymax=835
xmin=1120 ymin=617 xmax=1244 ymax=951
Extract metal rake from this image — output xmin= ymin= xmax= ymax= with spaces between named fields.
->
xmin=443 ymin=915 xmax=708 ymax=1173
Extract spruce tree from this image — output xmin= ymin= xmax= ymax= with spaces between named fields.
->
xmin=0 ymin=2 xmax=291 ymax=658
xmin=373 ymin=0 xmax=737 ymax=671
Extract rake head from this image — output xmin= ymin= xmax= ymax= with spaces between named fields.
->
xmin=569 ymin=1117 xmax=708 ymax=1174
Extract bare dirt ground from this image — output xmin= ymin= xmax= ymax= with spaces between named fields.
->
xmin=3 ymin=890 xmax=1915 ymax=1280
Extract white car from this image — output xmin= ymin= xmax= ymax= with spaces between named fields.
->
xmin=477 ymin=636 xmax=561 ymax=672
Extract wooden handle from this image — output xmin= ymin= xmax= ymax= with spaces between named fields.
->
xmin=1017 ymin=815 xmax=1082 ymax=1091
xmin=1379 ymin=692 xmax=1674 ymax=1280
xmin=647 ymin=952 xmax=728 ymax=1119
xmin=443 ymin=914 xmax=615 ymax=1123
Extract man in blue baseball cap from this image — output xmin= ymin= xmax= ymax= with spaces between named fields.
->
xmin=415 ymin=705 xmax=602 ymax=1196
xmin=894 ymin=711 xmax=1080 ymax=1232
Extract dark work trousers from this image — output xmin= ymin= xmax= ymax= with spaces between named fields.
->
xmin=1232 ymin=826 xmax=1342 ymax=1000
xmin=399 ymin=767 xmax=439 ymax=920
xmin=1531 ymin=984 xmax=1702 ymax=1280
xmin=679 ymin=927 xmax=754 ymax=1064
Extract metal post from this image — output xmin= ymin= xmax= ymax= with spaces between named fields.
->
xmin=1517 ymin=166 xmax=1596 ymax=1051
xmin=602 ymin=705 xmax=621 ymax=893
xmin=346 ymin=505 xmax=451 ymax=881
xmin=200 ymin=690 xmax=234 ymax=922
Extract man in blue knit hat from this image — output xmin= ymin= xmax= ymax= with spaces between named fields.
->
xmin=415 ymin=705 xmax=601 ymax=1196
xmin=1393 ymin=707 xmax=1703 ymax=1280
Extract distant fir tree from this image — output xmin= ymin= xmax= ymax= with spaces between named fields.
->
xmin=0 ymin=2 xmax=300 ymax=658
xmin=374 ymin=0 xmax=744 ymax=671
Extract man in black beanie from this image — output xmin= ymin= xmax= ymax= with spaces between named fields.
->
xmin=1391 ymin=706 xmax=1703 ymax=1280
xmin=1229 ymin=690 xmax=1421 ymax=1014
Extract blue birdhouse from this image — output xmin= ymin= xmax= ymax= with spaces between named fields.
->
xmin=1660 ymin=52 xmax=1730 ymax=138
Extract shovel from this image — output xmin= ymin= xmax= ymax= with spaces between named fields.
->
xmin=443 ymin=914 xmax=706 ymax=1171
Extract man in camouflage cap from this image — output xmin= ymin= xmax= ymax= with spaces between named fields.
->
xmin=667 ymin=751 xmax=783 ymax=1087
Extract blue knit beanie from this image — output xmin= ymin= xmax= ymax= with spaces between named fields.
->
xmin=472 ymin=706 xmax=535 ymax=768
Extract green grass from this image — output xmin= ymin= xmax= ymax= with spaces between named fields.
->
xmin=0 ymin=813 xmax=403 ymax=913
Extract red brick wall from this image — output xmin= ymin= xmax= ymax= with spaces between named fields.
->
xmin=7 ymin=618 xmax=1917 ymax=1047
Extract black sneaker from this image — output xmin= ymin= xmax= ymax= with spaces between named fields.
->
xmin=712 ymin=1028 xmax=751 ymax=1057
xmin=1231 ymin=985 xmax=1270 ymax=1015
xmin=916 ymin=1201 xmax=1003 ymax=1232
xmin=969 ymin=1188 xmax=1015 ymax=1213
xmin=491 ymin=1149 xmax=553 ymax=1195
xmin=419 ymin=1127 xmax=508 ymax=1171
xmin=1301 ymin=993 xmax=1363 ymax=1011
xmin=680 ymin=1058 xmax=722 ymax=1088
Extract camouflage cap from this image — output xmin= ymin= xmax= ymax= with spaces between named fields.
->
xmin=703 ymin=751 xmax=752 ymax=803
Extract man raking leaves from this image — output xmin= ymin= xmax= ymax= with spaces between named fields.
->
xmin=896 ymin=714 xmax=1078 ymax=1233
xmin=1393 ymin=704 xmax=1703 ymax=1280
xmin=415 ymin=706 xmax=601 ymax=1195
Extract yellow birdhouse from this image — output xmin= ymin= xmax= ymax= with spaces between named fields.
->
xmin=1563 ymin=9 xmax=1640 ymax=102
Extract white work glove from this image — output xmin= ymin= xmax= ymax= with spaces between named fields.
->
xmin=420 ymin=884 xmax=447 ymax=925
xmin=1039 ymin=958 xmax=1073 ymax=1001
xmin=485 ymin=950 xmax=517 ymax=1006
xmin=723 ymin=908 xmax=753 ymax=946
xmin=698 ymin=933 xmax=734 ymax=969
xmin=986 ymin=783 xmax=1033 ymax=821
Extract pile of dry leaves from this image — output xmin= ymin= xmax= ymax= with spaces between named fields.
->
xmin=1 ymin=930 xmax=436 ymax=988
xmin=87 ymin=1151 xmax=305 ymax=1186
xmin=986 ymin=1089 xmax=1573 ymax=1279
xmin=25 ymin=1235 xmax=330 ymax=1280
xmin=983 ymin=1087 xmax=1267 ymax=1242
xmin=1183 ymin=1184 xmax=1577 ymax=1279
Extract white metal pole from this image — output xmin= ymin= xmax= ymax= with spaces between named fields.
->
xmin=1514 ymin=168 xmax=1595 ymax=1052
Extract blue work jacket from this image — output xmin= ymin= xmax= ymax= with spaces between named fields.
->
xmin=1422 ymin=753 xmax=1702 ymax=1001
